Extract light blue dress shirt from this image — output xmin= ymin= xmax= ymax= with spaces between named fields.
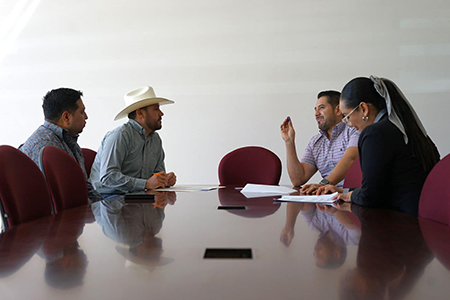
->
xmin=90 ymin=119 xmax=166 ymax=195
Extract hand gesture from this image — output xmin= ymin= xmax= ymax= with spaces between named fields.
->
xmin=316 ymin=184 xmax=343 ymax=195
xmin=280 ymin=116 xmax=296 ymax=143
xmin=301 ymin=183 xmax=322 ymax=195
xmin=167 ymin=172 xmax=177 ymax=187
xmin=331 ymin=191 xmax=352 ymax=202
xmin=145 ymin=172 xmax=168 ymax=190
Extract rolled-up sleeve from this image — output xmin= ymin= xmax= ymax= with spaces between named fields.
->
xmin=346 ymin=128 xmax=360 ymax=149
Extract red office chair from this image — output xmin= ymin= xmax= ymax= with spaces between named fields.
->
xmin=419 ymin=217 xmax=450 ymax=270
xmin=343 ymin=157 xmax=362 ymax=188
xmin=0 ymin=145 xmax=53 ymax=230
xmin=218 ymin=146 xmax=282 ymax=186
xmin=40 ymin=146 xmax=89 ymax=214
xmin=81 ymin=148 xmax=97 ymax=177
xmin=419 ymin=154 xmax=450 ymax=225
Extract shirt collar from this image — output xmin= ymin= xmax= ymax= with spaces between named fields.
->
xmin=128 ymin=119 xmax=152 ymax=138
xmin=319 ymin=121 xmax=346 ymax=139
xmin=43 ymin=120 xmax=79 ymax=142
xmin=374 ymin=108 xmax=387 ymax=124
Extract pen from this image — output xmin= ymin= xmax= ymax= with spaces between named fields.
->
xmin=286 ymin=116 xmax=290 ymax=123
xmin=153 ymin=202 xmax=164 ymax=208
xmin=153 ymin=173 xmax=163 ymax=177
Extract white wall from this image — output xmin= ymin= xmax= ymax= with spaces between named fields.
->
xmin=1 ymin=0 xmax=449 ymax=185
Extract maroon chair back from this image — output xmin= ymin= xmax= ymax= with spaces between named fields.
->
xmin=40 ymin=146 xmax=88 ymax=214
xmin=0 ymin=145 xmax=52 ymax=230
xmin=419 ymin=217 xmax=450 ymax=269
xmin=343 ymin=157 xmax=362 ymax=189
xmin=81 ymin=148 xmax=97 ymax=177
xmin=419 ymin=154 xmax=450 ymax=225
xmin=218 ymin=146 xmax=282 ymax=186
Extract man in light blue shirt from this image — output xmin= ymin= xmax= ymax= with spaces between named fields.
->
xmin=90 ymin=86 xmax=176 ymax=197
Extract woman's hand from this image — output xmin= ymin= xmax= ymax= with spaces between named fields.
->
xmin=331 ymin=191 xmax=353 ymax=202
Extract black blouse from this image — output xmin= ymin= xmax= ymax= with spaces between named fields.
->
xmin=351 ymin=114 xmax=439 ymax=216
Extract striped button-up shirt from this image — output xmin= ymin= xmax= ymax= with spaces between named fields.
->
xmin=301 ymin=122 xmax=359 ymax=187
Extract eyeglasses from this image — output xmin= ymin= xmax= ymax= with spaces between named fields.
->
xmin=342 ymin=103 xmax=360 ymax=125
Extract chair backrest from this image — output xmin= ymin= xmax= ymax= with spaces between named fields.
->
xmin=0 ymin=145 xmax=52 ymax=230
xmin=218 ymin=146 xmax=282 ymax=186
xmin=81 ymin=148 xmax=97 ymax=177
xmin=40 ymin=146 xmax=88 ymax=214
xmin=419 ymin=217 xmax=450 ymax=269
xmin=419 ymin=154 xmax=450 ymax=225
xmin=343 ymin=157 xmax=363 ymax=189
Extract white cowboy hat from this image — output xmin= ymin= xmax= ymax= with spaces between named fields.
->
xmin=114 ymin=86 xmax=174 ymax=121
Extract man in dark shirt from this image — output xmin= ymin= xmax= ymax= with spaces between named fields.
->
xmin=20 ymin=88 xmax=102 ymax=203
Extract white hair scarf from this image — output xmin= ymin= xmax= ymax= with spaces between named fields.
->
xmin=370 ymin=75 xmax=428 ymax=144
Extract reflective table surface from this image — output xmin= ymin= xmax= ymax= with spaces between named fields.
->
xmin=1 ymin=187 xmax=450 ymax=300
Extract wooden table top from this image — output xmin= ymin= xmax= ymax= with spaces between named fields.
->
xmin=1 ymin=187 xmax=449 ymax=300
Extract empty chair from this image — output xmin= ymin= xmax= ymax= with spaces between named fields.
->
xmin=218 ymin=146 xmax=282 ymax=186
xmin=40 ymin=146 xmax=89 ymax=213
xmin=419 ymin=153 xmax=450 ymax=225
xmin=343 ymin=157 xmax=363 ymax=188
xmin=419 ymin=217 xmax=450 ymax=269
xmin=0 ymin=145 xmax=52 ymax=230
xmin=81 ymin=148 xmax=97 ymax=177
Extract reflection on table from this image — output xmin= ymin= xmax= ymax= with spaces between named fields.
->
xmin=0 ymin=187 xmax=449 ymax=300
xmin=92 ymin=192 xmax=176 ymax=271
xmin=280 ymin=202 xmax=361 ymax=269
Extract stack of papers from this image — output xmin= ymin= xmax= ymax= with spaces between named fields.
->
xmin=240 ymin=184 xmax=297 ymax=199
xmin=276 ymin=192 xmax=338 ymax=204
xmin=154 ymin=185 xmax=222 ymax=192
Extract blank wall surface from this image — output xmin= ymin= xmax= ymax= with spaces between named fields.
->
xmin=1 ymin=0 xmax=449 ymax=184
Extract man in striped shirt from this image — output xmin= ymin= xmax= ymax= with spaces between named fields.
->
xmin=280 ymin=90 xmax=359 ymax=194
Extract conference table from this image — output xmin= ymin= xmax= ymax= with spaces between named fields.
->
xmin=1 ymin=186 xmax=449 ymax=300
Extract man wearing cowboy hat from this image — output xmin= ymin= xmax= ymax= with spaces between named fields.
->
xmin=90 ymin=86 xmax=176 ymax=197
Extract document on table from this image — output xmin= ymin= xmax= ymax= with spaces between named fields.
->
xmin=240 ymin=184 xmax=297 ymax=199
xmin=154 ymin=185 xmax=223 ymax=192
xmin=276 ymin=192 xmax=339 ymax=204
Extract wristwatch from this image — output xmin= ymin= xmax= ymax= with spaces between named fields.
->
xmin=319 ymin=178 xmax=331 ymax=185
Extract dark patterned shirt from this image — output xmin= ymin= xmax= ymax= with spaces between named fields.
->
xmin=20 ymin=120 xmax=103 ymax=203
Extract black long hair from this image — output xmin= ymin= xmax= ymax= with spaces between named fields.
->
xmin=341 ymin=77 xmax=439 ymax=173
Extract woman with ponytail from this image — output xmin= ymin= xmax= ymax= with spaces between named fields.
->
xmin=327 ymin=76 xmax=440 ymax=216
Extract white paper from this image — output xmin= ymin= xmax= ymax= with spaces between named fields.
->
xmin=276 ymin=192 xmax=339 ymax=203
xmin=240 ymin=192 xmax=291 ymax=199
xmin=240 ymin=184 xmax=296 ymax=198
xmin=154 ymin=185 xmax=223 ymax=192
